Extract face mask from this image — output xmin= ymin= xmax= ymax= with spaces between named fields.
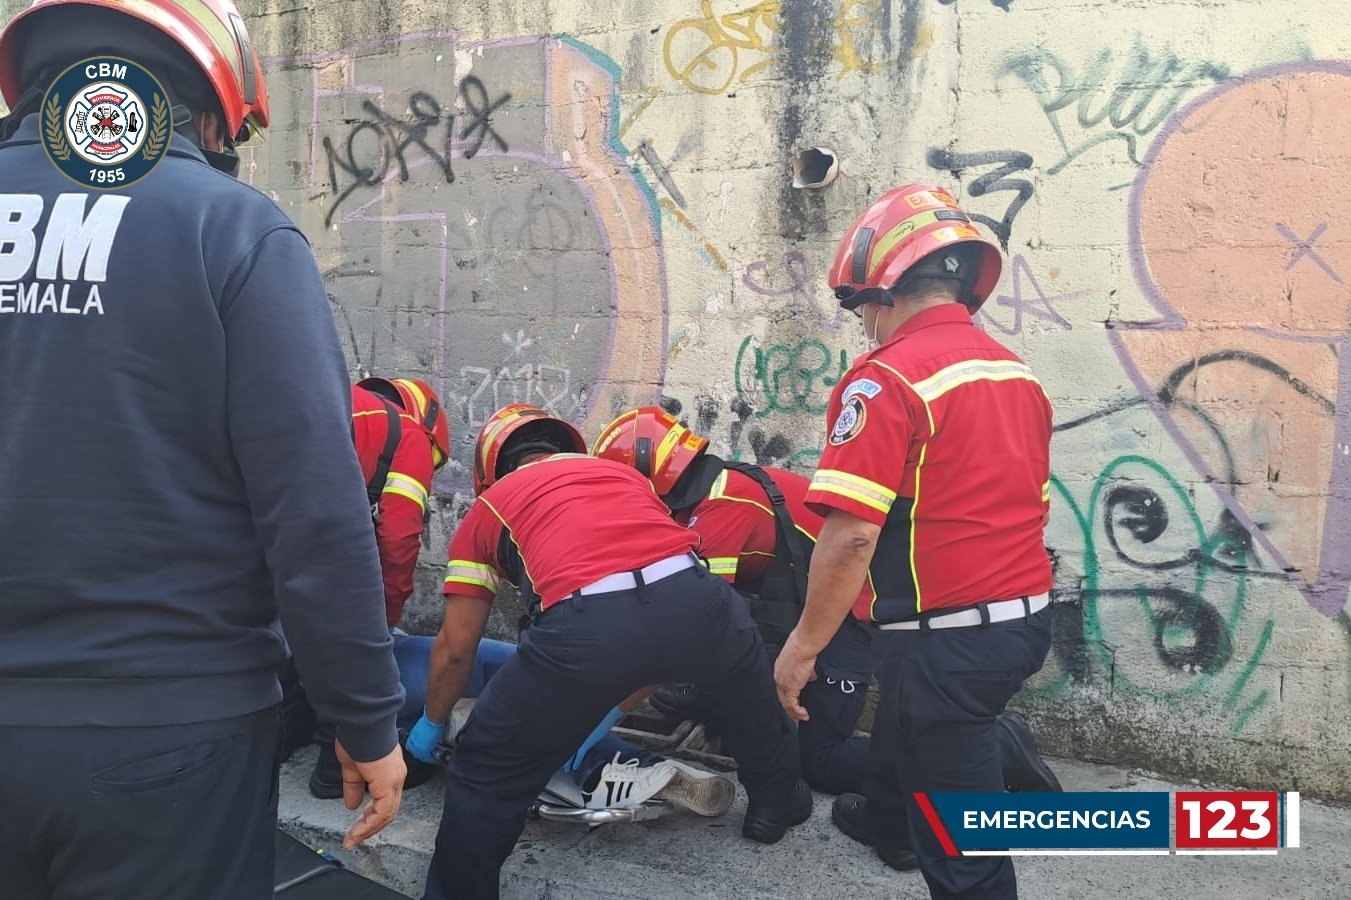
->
xmin=862 ymin=305 xmax=881 ymax=350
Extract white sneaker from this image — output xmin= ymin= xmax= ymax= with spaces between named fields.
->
xmin=656 ymin=760 xmax=736 ymax=817
xmin=583 ymin=754 xmax=677 ymax=810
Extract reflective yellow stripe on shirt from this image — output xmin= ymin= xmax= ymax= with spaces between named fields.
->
xmin=705 ymin=557 xmax=739 ymax=578
xmin=382 ymin=471 xmax=429 ymax=512
xmin=444 ymin=560 xmax=498 ymax=593
xmin=1041 ymin=480 xmax=1051 ymax=503
xmin=808 ymin=469 xmax=897 ymax=516
xmin=707 ymin=469 xmax=729 ymax=501
xmin=910 ymin=359 xmax=1042 ymax=404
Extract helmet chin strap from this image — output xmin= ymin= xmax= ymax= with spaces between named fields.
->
xmin=171 ymin=103 xmax=241 ymax=177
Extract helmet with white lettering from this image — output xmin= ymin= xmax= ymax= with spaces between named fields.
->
xmin=0 ymin=0 xmax=269 ymax=160
xmin=828 ymin=183 xmax=1002 ymax=314
xmin=591 ymin=406 xmax=709 ymax=497
xmin=359 ymin=376 xmax=451 ymax=471
xmin=473 ymin=404 xmax=587 ymax=496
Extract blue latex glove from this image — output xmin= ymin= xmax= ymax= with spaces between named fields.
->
xmin=564 ymin=705 xmax=624 ymax=773
xmin=406 ymin=711 xmax=447 ymax=764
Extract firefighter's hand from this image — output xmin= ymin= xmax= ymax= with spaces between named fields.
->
xmin=335 ymin=740 xmax=405 ymax=849
xmin=774 ymin=635 xmax=818 ymax=724
xmin=405 ymin=712 xmax=446 ymax=764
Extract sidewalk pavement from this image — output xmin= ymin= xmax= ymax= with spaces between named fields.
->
xmin=279 ymin=749 xmax=1351 ymax=899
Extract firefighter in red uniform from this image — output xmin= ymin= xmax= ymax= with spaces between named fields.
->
xmin=774 ymin=184 xmax=1055 ymax=899
xmin=307 ymin=376 xmax=449 ymax=798
xmin=408 ymin=404 xmax=809 ymax=899
xmin=594 ymin=407 xmax=1061 ymax=802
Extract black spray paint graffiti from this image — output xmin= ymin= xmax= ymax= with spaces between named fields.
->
xmin=1042 ymin=348 xmax=1335 ymax=727
xmin=321 ymin=76 xmax=510 ymax=227
xmin=660 ymin=395 xmax=816 ymax=471
xmin=926 ymin=148 xmax=1033 ymax=250
xmin=996 ymin=39 xmax=1229 ymax=177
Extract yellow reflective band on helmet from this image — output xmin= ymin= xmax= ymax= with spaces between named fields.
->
xmin=705 ymin=557 xmax=739 ymax=577
xmin=478 ymin=412 xmax=526 ymax=474
xmin=653 ymin=423 xmax=687 ymax=475
xmin=396 ymin=378 xmax=431 ymax=421
xmin=382 ymin=471 xmax=428 ymax=512
xmin=868 ymin=209 xmax=951 ymax=278
xmin=444 ymin=560 xmax=498 ymax=592
xmin=809 ymin=469 xmax=897 ymax=515
xmin=591 ymin=412 xmax=632 ymax=457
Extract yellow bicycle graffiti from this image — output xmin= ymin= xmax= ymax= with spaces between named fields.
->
xmin=662 ymin=0 xmax=885 ymax=95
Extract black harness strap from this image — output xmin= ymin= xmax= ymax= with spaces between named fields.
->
xmin=722 ymin=461 xmax=813 ymax=650
xmin=364 ymin=399 xmax=402 ymax=521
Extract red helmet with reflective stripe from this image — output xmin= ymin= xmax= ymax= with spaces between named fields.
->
xmin=0 ymin=0 xmax=270 ymax=142
xmin=591 ymin=406 xmax=709 ymax=497
xmin=474 ymin=404 xmax=587 ymax=496
xmin=828 ymin=184 xmax=1002 ymax=313
xmin=357 ymin=376 xmax=451 ymax=471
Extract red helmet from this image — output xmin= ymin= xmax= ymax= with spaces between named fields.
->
xmin=591 ymin=406 xmax=709 ymax=497
xmin=358 ymin=376 xmax=451 ymax=471
xmin=474 ymin=404 xmax=586 ymax=496
xmin=828 ymin=184 xmax=1002 ymax=313
xmin=0 ymin=0 xmax=270 ymax=142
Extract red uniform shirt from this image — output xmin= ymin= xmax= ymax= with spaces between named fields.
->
xmin=805 ymin=304 xmax=1053 ymax=622
xmin=677 ymin=466 xmax=875 ymax=610
xmin=352 ymin=384 xmax=434 ymax=626
xmin=444 ymin=454 xmax=698 ymax=610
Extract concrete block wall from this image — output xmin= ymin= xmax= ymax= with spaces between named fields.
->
xmin=6 ymin=0 xmax=1349 ymax=799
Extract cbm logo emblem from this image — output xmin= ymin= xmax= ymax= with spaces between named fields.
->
xmin=40 ymin=57 xmax=171 ymax=189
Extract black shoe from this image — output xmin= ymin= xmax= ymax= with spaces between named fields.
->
xmin=648 ymin=683 xmax=721 ymax=728
xmin=308 ymin=741 xmax=343 ymax=800
xmin=831 ymin=794 xmax=920 ymax=871
xmin=997 ymin=710 xmax=1063 ymax=793
xmin=742 ymin=779 xmax=813 ymax=844
xmin=401 ymin=744 xmax=442 ymax=791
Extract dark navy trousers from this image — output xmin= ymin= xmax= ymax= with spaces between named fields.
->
xmin=797 ymin=614 xmax=874 ymax=796
xmin=0 ymin=706 xmax=282 ymax=900
xmin=866 ymin=607 xmax=1051 ymax=900
xmin=423 ymin=564 xmax=801 ymax=900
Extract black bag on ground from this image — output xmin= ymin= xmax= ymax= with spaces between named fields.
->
xmin=274 ymin=828 xmax=411 ymax=898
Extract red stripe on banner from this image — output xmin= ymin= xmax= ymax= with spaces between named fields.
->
xmin=914 ymin=792 xmax=961 ymax=857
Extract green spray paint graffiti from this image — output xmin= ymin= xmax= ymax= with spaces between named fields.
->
xmin=1035 ymin=453 xmax=1274 ymax=735
xmin=734 ymin=335 xmax=850 ymax=418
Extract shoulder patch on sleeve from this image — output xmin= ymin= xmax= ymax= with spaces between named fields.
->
xmin=829 ymin=396 xmax=868 ymax=446
xmin=841 ymin=378 xmax=883 ymax=401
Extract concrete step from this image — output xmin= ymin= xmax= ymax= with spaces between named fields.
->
xmin=279 ymin=747 xmax=1350 ymax=899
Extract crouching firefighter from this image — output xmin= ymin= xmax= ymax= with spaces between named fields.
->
xmin=304 ymin=376 xmax=452 ymax=798
xmin=593 ymin=407 xmax=1063 ymax=800
xmin=411 ymin=404 xmax=811 ymax=899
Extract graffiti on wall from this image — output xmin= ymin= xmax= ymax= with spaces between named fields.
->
xmin=1014 ymin=60 xmax=1351 ymax=742
xmin=255 ymin=33 xmax=668 ymax=491
xmin=661 ymin=0 xmax=899 ymax=95
xmin=225 ymin=0 xmax=1351 ymax=788
xmin=1122 ymin=61 xmax=1351 ymax=618
xmin=995 ymin=38 xmax=1230 ymax=177
xmin=928 ymin=37 xmax=1230 ymax=249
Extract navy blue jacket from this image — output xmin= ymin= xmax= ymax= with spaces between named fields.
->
xmin=0 ymin=116 xmax=404 ymax=762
